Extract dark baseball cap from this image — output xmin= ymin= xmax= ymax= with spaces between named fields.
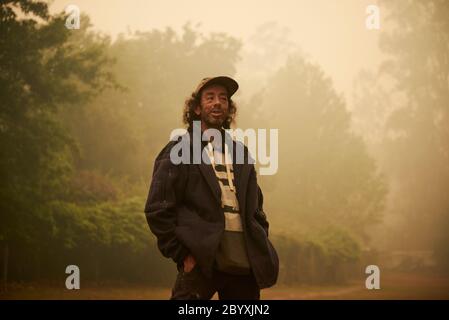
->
xmin=194 ymin=76 xmax=239 ymax=98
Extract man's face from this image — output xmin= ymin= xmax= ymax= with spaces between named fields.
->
xmin=195 ymin=84 xmax=229 ymax=130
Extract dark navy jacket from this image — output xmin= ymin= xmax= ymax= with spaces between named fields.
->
xmin=144 ymin=131 xmax=279 ymax=289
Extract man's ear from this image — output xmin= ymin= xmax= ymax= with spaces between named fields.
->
xmin=194 ymin=104 xmax=201 ymax=116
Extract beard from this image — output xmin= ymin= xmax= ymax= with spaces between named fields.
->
xmin=202 ymin=110 xmax=228 ymax=129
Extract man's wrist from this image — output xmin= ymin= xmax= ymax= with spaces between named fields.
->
xmin=175 ymin=245 xmax=190 ymax=265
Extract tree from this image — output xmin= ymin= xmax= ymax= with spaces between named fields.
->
xmin=63 ymin=23 xmax=241 ymax=181
xmin=376 ymin=0 xmax=449 ymax=256
xmin=0 ymin=0 xmax=114 ymax=290
xmin=243 ymin=55 xmax=387 ymax=241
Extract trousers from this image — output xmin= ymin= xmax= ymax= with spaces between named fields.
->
xmin=170 ymin=264 xmax=260 ymax=300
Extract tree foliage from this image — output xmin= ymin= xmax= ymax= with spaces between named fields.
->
xmin=0 ymin=1 xmax=390 ymax=286
xmin=378 ymin=0 xmax=449 ymax=258
xmin=241 ymin=55 xmax=387 ymax=241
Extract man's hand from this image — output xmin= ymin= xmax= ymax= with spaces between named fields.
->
xmin=183 ymin=254 xmax=196 ymax=272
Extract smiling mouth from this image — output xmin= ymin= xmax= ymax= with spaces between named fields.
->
xmin=210 ymin=111 xmax=223 ymax=116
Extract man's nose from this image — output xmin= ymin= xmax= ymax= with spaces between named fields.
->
xmin=213 ymin=96 xmax=221 ymax=106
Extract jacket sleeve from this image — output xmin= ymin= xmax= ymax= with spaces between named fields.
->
xmin=144 ymin=145 xmax=190 ymax=264
xmin=252 ymin=166 xmax=270 ymax=237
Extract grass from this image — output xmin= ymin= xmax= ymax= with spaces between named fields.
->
xmin=1 ymin=271 xmax=448 ymax=300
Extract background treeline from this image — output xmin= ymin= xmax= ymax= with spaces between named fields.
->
xmin=1 ymin=0 xmax=448 ymax=289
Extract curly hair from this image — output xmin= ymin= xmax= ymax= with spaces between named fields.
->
xmin=182 ymin=91 xmax=237 ymax=129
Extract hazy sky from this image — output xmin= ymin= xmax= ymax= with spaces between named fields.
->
xmin=50 ymin=0 xmax=384 ymax=102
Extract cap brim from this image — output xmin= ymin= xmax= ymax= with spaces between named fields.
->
xmin=200 ymin=76 xmax=239 ymax=97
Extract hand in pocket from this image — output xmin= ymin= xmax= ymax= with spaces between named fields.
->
xmin=183 ymin=254 xmax=196 ymax=273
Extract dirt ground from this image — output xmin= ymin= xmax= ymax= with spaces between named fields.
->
xmin=1 ymin=271 xmax=448 ymax=300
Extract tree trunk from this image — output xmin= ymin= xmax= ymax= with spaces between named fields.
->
xmin=2 ymin=243 xmax=8 ymax=292
xmin=95 ymin=258 xmax=99 ymax=286
xmin=35 ymin=247 xmax=41 ymax=282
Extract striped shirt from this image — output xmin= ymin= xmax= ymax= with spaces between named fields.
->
xmin=206 ymin=142 xmax=250 ymax=274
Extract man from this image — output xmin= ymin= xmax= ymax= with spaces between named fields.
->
xmin=144 ymin=76 xmax=278 ymax=300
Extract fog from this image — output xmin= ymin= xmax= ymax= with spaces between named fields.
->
xmin=49 ymin=0 xmax=384 ymax=98
xmin=1 ymin=0 xmax=448 ymax=297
